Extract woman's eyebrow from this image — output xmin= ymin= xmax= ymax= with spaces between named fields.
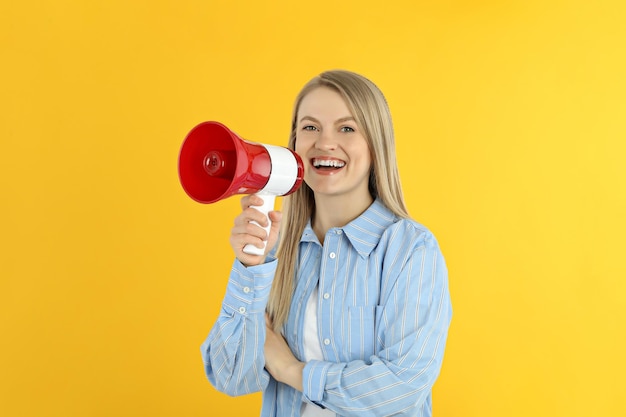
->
xmin=298 ymin=115 xmax=355 ymax=124
xmin=298 ymin=115 xmax=319 ymax=124
xmin=334 ymin=116 xmax=356 ymax=124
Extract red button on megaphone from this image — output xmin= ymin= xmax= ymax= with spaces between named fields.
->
xmin=178 ymin=121 xmax=304 ymax=255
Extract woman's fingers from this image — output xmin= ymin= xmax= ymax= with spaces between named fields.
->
xmin=229 ymin=195 xmax=281 ymax=265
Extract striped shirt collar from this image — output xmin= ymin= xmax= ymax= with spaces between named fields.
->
xmin=301 ymin=199 xmax=398 ymax=258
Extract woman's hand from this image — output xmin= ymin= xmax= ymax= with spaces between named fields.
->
xmin=264 ymin=314 xmax=304 ymax=392
xmin=229 ymin=195 xmax=282 ymax=267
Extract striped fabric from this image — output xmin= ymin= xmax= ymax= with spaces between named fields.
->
xmin=201 ymin=199 xmax=452 ymax=416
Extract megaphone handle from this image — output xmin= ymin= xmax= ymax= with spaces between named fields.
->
xmin=243 ymin=193 xmax=276 ymax=256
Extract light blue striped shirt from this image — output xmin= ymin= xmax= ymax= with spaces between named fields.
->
xmin=201 ymin=199 xmax=452 ymax=416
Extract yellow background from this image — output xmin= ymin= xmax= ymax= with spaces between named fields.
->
xmin=2 ymin=0 xmax=625 ymax=416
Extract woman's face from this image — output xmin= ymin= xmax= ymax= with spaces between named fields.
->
xmin=295 ymin=87 xmax=372 ymax=204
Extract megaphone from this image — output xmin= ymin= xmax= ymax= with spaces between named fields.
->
xmin=178 ymin=121 xmax=304 ymax=256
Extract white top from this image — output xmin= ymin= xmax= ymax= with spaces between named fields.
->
xmin=301 ymin=286 xmax=335 ymax=417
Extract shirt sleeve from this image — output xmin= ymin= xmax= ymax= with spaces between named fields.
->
xmin=301 ymin=232 xmax=452 ymax=416
xmin=200 ymin=257 xmax=277 ymax=396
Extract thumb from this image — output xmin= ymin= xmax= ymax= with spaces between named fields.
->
xmin=268 ymin=210 xmax=282 ymax=233
xmin=265 ymin=210 xmax=282 ymax=252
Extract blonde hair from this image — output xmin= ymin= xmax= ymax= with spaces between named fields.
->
xmin=267 ymin=70 xmax=410 ymax=331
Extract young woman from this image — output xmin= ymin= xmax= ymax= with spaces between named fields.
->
xmin=201 ymin=70 xmax=452 ymax=416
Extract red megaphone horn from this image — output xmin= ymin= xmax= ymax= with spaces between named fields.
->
xmin=178 ymin=121 xmax=304 ymax=255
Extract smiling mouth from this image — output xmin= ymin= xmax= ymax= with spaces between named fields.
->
xmin=312 ymin=158 xmax=346 ymax=169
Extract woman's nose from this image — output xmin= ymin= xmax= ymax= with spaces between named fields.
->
xmin=315 ymin=130 xmax=337 ymax=150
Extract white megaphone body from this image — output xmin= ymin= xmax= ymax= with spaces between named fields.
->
xmin=178 ymin=121 xmax=304 ymax=255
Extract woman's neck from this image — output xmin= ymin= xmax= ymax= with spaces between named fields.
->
xmin=312 ymin=194 xmax=374 ymax=244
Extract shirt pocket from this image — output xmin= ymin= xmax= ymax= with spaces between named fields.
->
xmin=344 ymin=306 xmax=382 ymax=361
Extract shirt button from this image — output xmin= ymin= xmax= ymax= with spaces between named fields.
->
xmin=238 ymin=307 xmax=246 ymax=314
xmin=329 ymin=252 xmax=336 ymax=259
xmin=323 ymin=339 xmax=330 ymax=346
xmin=323 ymin=293 xmax=330 ymax=300
xmin=243 ymin=286 xmax=251 ymax=294
xmin=336 ymin=230 xmax=343 ymax=234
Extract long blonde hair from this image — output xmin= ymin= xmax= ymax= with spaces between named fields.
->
xmin=267 ymin=70 xmax=410 ymax=331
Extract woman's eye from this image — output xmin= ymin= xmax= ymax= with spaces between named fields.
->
xmin=341 ymin=126 xmax=355 ymax=133
xmin=302 ymin=125 xmax=318 ymax=131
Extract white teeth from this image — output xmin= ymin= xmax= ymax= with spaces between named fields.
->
xmin=313 ymin=159 xmax=346 ymax=168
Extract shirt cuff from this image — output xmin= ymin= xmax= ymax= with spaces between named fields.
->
xmin=302 ymin=360 xmax=332 ymax=403
xmin=222 ymin=258 xmax=277 ymax=315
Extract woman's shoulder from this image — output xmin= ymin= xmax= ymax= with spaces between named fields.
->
xmin=365 ymin=200 xmax=435 ymax=243
xmin=345 ymin=199 xmax=443 ymax=256
xmin=384 ymin=216 xmax=440 ymax=250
